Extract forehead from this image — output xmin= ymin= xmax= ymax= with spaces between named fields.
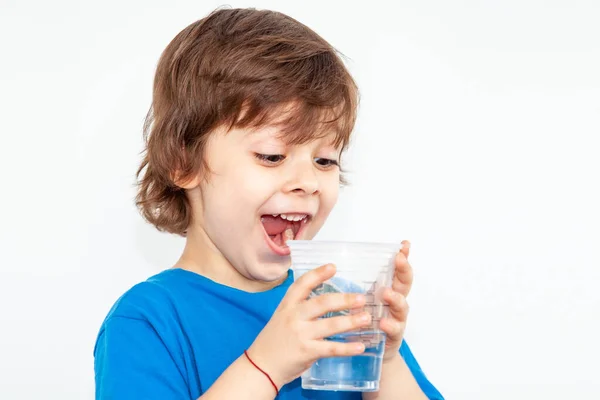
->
xmin=237 ymin=102 xmax=347 ymax=148
xmin=242 ymin=124 xmax=340 ymax=148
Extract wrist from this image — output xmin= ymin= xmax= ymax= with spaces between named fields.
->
xmin=382 ymin=349 xmax=403 ymax=365
xmin=370 ymin=352 xmax=428 ymax=400
xmin=202 ymin=352 xmax=279 ymax=400
xmin=243 ymin=349 xmax=281 ymax=396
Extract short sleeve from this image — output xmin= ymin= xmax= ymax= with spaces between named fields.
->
xmin=94 ymin=316 xmax=191 ymax=400
xmin=400 ymin=340 xmax=444 ymax=400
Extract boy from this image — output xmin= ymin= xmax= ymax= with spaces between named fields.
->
xmin=94 ymin=7 xmax=443 ymax=400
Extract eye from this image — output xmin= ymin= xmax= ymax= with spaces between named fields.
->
xmin=314 ymin=158 xmax=340 ymax=168
xmin=255 ymin=153 xmax=286 ymax=164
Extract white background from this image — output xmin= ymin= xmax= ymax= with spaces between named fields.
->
xmin=1 ymin=1 xmax=599 ymax=399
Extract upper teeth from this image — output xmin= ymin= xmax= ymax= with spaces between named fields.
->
xmin=275 ymin=213 xmax=307 ymax=222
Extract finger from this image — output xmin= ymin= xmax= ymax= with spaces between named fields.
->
xmin=379 ymin=316 xmax=406 ymax=340
xmin=285 ymin=264 xmax=337 ymax=304
xmin=392 ymin=275 xmax=412 ymax=294
xmin=299 ymin=292 xmax=366 ymax=320
xmin=311 ymin=311 xmax=372 ymax=339
xmin=400 ymin=240 xmax=411 ymax=258
xmin=383 ymin=288 xmax=409 ymax=321
xmin=313 ymin=338 xmax=366 ymax=359
xmin=394 ymin=251 xmax=413 ymax=288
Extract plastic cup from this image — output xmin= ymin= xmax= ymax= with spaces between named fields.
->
xmin=287 ymin=240 xmax=400 ymax=392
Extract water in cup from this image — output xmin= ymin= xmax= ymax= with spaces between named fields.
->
xmin=288 ymin=240 xmax=399 ymax=392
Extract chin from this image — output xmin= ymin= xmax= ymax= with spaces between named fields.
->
xmin=255 ymin=257 xmax=292 ymax=282
xmin=244 ymin=244 xmax=290 ymax=282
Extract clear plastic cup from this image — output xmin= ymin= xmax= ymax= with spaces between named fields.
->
xmin=287 ymin=240 xmax=400 ymax=392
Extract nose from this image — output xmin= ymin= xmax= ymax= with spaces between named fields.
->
xmin=283 ymin=160 xmax=320 ymax=195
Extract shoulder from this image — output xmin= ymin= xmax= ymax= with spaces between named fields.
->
xmin=94 ymin=270 xmax=189 ymax=354
xmin=94 ymin=270 xmax=194 ymax=398
xmin=100 ymin=269 xmax=185 ymax=324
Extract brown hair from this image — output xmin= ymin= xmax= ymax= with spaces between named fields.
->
xmin=136 ymin=7 xmax=359 ymax=235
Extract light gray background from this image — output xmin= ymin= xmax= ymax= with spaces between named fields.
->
xmin=1 ymin=1 xmax=599 ymax=399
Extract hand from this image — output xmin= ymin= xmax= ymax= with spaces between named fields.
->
xmin=247 ymin=264 xmax=372 ymax=389
xmin=379 ymin=240 xmax=413 ymax=362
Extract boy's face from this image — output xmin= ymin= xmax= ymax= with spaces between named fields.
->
xmin=185 ymin=122 xmax=342 ymax=283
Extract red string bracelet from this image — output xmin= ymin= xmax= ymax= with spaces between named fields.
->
xmin=244 ymin=350 xmax=279 ymax=395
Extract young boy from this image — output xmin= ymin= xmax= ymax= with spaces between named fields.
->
xmin=94 ymin=8 xmax=443 ymax=400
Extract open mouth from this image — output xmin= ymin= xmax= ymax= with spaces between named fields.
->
xmin=261 ymin=213 xmax=311 ymax=255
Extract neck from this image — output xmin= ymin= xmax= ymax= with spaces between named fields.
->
xmin=173 ymin=224 xmax=287 ymax=293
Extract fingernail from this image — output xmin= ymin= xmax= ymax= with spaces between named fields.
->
xmin=359 ymin=313 xmax=371 ymax=323
xmin=354 ymin=294 xmax=365 ymax=305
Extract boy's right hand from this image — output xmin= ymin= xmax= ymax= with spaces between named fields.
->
xmin=246 ymin=264 xmax=371 ymax=389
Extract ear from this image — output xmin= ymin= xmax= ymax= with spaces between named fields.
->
xmin=171 ymin=170 xmax=202 ymax=190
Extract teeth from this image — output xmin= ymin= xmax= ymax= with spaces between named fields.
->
xmin=279 ymin=214 xmax=307 ymax=222
xmin=283 ymin=228 xmax=294 ymax=242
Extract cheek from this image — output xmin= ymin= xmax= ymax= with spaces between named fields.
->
xmin=312 ymin=175 xmax=340 ymax=226
xmin=321 ymin=183 xmax=339 ymax=211
xmin=322 ymin=171 xmax=340 ymax=205
xmin=204 ymin=167 xmax=273 ymax=219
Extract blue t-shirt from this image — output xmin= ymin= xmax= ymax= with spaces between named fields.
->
xmin=94 ymin=268 xmax=443 ymax=399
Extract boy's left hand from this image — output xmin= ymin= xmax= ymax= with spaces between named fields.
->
xmin=379 ymin=240 xmax=412 ymax=362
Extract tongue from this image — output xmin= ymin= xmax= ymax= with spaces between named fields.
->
xmin=261 ymin=215 xmax=289 ymax=235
